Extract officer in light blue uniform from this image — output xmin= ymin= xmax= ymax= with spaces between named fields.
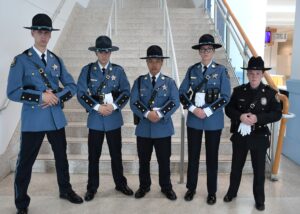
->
xmin=77 ymin=35 xmax=133 ymax=201
xmin=130 ymin=45 xmax=179 ymax=201
xmin=179 ymin=34 xmax=231 ymax=204
xmin=6 ymin=13 xmax=83 ymax=214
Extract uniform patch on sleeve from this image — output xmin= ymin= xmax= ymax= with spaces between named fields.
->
xmin=10 ymin=57 xmax=17 ymax=68
xmin=275 ymin=94 xmax=281 ymax=103
xmin=225 ymin=69 xmax=230 ymax=79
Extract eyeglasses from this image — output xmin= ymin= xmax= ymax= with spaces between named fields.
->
xmin=199 ymin=48 xmax=214 ymax=53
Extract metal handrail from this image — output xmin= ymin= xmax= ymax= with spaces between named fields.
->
xmin=106 ymin=0 xmax=117 ymax=37
xmin=161 ymin=0 xmax=186 ymax=184
xmin=0 ymin=98 xmax=9 ymax=112
xmin=211 ymin=0 xmax=290 ymax=179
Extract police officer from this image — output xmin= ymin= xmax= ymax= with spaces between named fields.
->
xmin=179 ymin=34 xmax=231 ymax=204
xmin=130 ymin=45 xmax=179 ymax=200
xmin=223 ymin=56 xmax=282 ymax=211
xmin=6 ymin=13 xmax=83 ymax=214
xmin=77 ymin=35 xmax=133 ymax=201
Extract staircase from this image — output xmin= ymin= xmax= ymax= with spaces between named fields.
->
xmin=10 ymin=0 xmax=253 ymax=175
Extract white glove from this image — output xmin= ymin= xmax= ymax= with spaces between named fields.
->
xmin=104 ymin=93 xmax=113 ymax=104
xmin=195 ymin=92 xmax=206 ymax=107
xmin=238 ymin=122 xmax=252 ymax=136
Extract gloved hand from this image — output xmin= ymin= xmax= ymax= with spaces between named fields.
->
xmin=195 ymin=92 xmax=206 ymax=107
xmin=238 ymin=122 xmax=252 ymax=136
xmin=104 ymin=93 xmax=113 ymax=104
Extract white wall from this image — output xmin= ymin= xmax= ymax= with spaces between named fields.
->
xmin=227 ymin=0 xmax=267 ymax=57
xmin=0 ymin=0 xmax=89 ymax=155
xmin=192 ymin=0 xmax=205 ymax=8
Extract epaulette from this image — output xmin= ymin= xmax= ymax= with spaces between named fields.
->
xmin=111 ymin=63 xmax=122 ymax=68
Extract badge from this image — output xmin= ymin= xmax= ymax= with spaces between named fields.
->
xmin=261 ymin=97 xmax=267 ymax=105
xmin=212 ymin=73 xmax=218 ymax=79
xmin=190 ymin=76 xmax=197 ymax=79
xmin=52 ymin=64 xmax=58 ymax=71
xmin=90 ymin=78 xmax=97 ymax=82
xmin=144 ymin=76 xmax=148 ymax=80
xmin=161 ymin=76 xmax=165 ymax=80
xmin=162 ymin=84 xmax=167 ymax=91
xmin=212 ymin=64 xmax=216 ymax=68
xmin=93 ymin=66 xmax=97 ymax=71
xmin=109 ymin=67 xmax=112 ymax=71
xmin=111 ymin=75 xmax=116 ymax=81
xmin=10 ymin=57 xmax=16 ymax=67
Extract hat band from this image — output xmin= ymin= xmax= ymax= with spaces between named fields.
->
xmin=31 ymin=25 xmax=53 ymax=30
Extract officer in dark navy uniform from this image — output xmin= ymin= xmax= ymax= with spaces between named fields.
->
xmin=223 ymin=56 xmax=282 ymax=211
xmin=77 ymin=35 xmax=133 ymax=201
xmin=179 ymin=34 xmax=231 ymax=204
xmin=6 ymin=13 xmax=83 ymax=214
xmin=130 ymin=45 xmax=179 ymax=200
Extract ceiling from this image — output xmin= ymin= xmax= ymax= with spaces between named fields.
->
xmin=267 ymin=0 xmax=296 ymax=27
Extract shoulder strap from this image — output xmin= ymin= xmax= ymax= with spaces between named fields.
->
xmin=22 ymin=49 xmax=54 ymax=90
xmin=86 ymin=62 xmax=94 ymax=87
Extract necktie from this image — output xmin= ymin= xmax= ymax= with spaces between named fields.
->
xmin=203 ymin=65 xmax=208 ymax=74
xmin=152 ymin=76 xmax=156 ymax=87
xmin=41 ymin=53 xmax=47 ymax=66
xmin=102 ymin=68 xmax=106 ymax=75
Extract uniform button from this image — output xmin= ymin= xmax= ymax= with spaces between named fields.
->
xmin=29 ymin=98 xmax=31 ymax=100
xmin=36 ymin=99 xmax=38 ymax=102
xmin=31 ymin=106 xmax=34 ymax=109
xmin=32 ymin=72 xmax=35 ymax=76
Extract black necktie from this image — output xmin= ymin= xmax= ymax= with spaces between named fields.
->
xmin=152 ymin=76 xmax=156 ymax=87
xmin=203 ymin=65 xmax=208 ymax=75
xmin=102 ymin=68 xmax=106 ymax=75
xmin=41 ymin=53 xmax=47 ymax=66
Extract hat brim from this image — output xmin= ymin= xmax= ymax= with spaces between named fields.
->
xmin=88 ymin=46 xmax=119 ymax=52
xmin=241 ymin=67 xmax=271 ymax=71
xmin=192 ymin=43 xmax=222 ymax=50
xmin=24 ymin=26 xmax=60 ymax=31
xmin=140 ymin=55 xmax=169 ymax=59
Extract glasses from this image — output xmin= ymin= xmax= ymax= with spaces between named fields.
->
xmin=199 ymin=48 xmax=214 ymax=53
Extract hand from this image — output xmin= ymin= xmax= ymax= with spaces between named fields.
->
xmin=240 ymin=113 xmax=255 ymax=126
xmin=42 ymin=89 xmax=59 ymax=108
xmin=193 ymin=108 xmax=207 ymax=119
xmin=247 ymin=113 xmax=257 ymax=124
xmin=98 ymin=104 xmax=113 ymax=116
xmin=147 ymin=111 xmax=160 ymax=123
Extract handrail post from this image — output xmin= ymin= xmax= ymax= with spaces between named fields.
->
xmin=225 ymin=13 xmax=230 ymax=55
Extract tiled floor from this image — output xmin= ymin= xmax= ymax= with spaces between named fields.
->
xmin=1 ymin=156 xmax=300 ymax=214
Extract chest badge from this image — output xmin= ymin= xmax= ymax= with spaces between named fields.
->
xmin=261 ymin=97 xmax=267 ymax=105
xmin=212 ymin=73 xmax=218 ymax=79
xmin=52 ymin=64 xmax=58 ymax=71
xmin=111 ymin=75 xmax=116 ymax=81
xmin=162 ymin=84 xmax=168 ymax=91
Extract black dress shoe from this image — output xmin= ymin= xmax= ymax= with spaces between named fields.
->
xmin=223 ymin=194 xmax=236 ymax=202
xmin=115 ymin=184 xmax=134 ymax=196
xmin=161 ymin=189 xmax=177 ymax=201
xmin=207 ymin=194 xmax=216 ymax=205
xmin=255 ymin=203 xmax=265 ymax=211
xmin=184 ymin=189 xmax=196 ymax=201
xmin=84 ymin=190 xmax=96 ymax=201
xmin=60 ymin=190 xmax=83 ymax=204
xmin=134 ymin=187 xmax=150 ymax=199
xmin=16 ymin=208 xmax=28 ymax=214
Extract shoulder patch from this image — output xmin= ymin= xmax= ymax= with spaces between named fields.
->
xmin=275 ymin=93 xmax=281 ymax=103
xmin=225 ymin=69 xmax=230 ymax=79
xmin=10 ymin=57 xmax=17 ymax=68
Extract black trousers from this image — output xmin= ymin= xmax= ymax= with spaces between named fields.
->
xmin=137 ymin=136 xmax=172 ymax=191
xmin=15 ymin=128 xmax=72 ymax=209
xmin=87 ymin=128 xmax=127 ymax=191
xmin=186 ymin=127 xmax=222 ymax=194
xmin=226 ymin=140 xmax=267 ymax=204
